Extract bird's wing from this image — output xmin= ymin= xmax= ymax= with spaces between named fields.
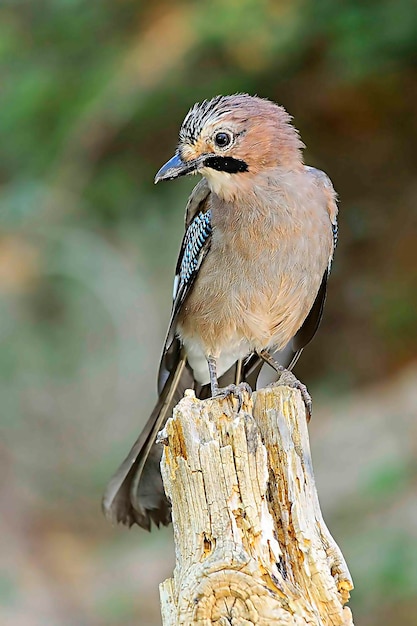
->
xmin=256 ymin=167 xmax=338 ymax=384
xmin=103 ymin=181 xmax=212 ymax=529
xmin=157 ymin=179 xmax=212 ymax=393
xmin=184 ymin=177 xmax=211 ymax=227
xmin=286 ymin=167 xmax=338 ymax=359
xmin=305 ymin=166 xmax=338 ymax=269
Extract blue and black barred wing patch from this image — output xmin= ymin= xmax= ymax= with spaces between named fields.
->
xmin=328 ymin=219 xmax=338 ymax=272
xmin=332 ymin=220 xmax=338 ymax=251
xmin=164 ymin=209 xmax=212 ymax=351
xmin=175 ymin=209 xmax=212 ymax=297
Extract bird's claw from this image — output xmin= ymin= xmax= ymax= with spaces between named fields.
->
xmin=213 ymin=382 xmax=252 ymax=412
xmin=272 ymin=370 xmax=312 ymax=421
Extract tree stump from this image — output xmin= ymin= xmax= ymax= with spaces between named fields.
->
xmin=158 ymin=385 xmax=354 ymax=625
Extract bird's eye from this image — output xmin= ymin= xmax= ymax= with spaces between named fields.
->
xmin=214 ymin=132 xmax=232 ymax=149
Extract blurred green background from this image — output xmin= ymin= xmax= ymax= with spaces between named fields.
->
xmin=1 ymin=1 xmax=416 ymax=624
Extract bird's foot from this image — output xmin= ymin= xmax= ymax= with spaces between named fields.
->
xmin=270 ymin=370 xmax=312 ymax=421
xmin=212 ymin=382 xmax=252 ymax=412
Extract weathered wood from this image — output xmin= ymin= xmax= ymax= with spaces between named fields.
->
xmin=159 ymin=385 xmax=354 ymax=625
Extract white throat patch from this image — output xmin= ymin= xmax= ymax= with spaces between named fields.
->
xmin=200 ymin=167 xmax=237 ymax=201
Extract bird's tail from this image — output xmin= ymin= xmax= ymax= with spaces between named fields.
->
xmin=102 ymin=354 xmax=194 ymax=530
xmin=102 ymin=346 xmax=298 ymax=530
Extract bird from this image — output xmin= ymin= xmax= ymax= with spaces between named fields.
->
xmin=103 ymin=94 xmax=338 ymax=530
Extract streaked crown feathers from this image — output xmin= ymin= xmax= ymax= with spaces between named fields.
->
xmin=178 ymin=94 xmax=305 ymax=170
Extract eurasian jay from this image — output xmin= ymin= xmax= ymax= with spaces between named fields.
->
xmin=103 ymin=94 xmax=338 ymax=530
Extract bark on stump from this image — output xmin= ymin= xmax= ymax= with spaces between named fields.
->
xmin=158 ymin=385 xmax=354 ymax=625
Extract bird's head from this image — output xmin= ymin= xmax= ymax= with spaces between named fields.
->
xmin=155 ymin=94 xmax=304 ymax=200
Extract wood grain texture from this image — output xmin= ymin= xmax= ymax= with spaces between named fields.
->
xmin=159 ymin=386 xmax=354 ymax=625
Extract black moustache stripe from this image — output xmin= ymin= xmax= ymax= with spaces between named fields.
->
xmin=204 ymin=156 xmax=248 ymax=174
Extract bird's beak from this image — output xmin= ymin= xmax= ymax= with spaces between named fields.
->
xmin=154 ymin=153 xmax=201 ymax=183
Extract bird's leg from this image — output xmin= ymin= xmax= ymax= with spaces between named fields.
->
xmin=207 ymin=355 xmax=251 ymax=411
xmin=259 ymin=350 xmax=312 ymax=421
xmin=207 ymin=355 xmax=220 ymax=396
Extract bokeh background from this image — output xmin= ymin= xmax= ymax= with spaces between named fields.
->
xmin=1 ymin=1 xmax=417 ymax=624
